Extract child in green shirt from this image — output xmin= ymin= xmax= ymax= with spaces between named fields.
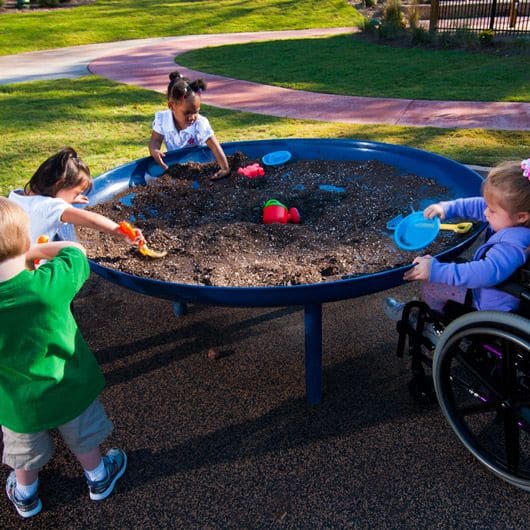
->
xmin=0 ymin=197 xmax=126 ymax=519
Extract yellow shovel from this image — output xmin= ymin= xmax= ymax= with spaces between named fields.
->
xmin=118 ymin=221 xmax=167 ymax=258
xmin=439 ymin=222 xmax=473 ymax=234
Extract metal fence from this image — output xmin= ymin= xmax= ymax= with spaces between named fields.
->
xmin=430 ymin=0 xmax=530 ymax=35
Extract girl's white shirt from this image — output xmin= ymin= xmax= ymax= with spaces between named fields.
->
xmin=8 ymin=190 xmax=69 ymax=242
xmin=152 ymin=110 xmax=214 ymax=152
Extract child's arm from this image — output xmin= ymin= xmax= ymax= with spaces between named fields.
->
xmin=425 ymin=197 xmax=486 ymax=222
xmin=26 ymin=240 xmax=85 ymax=267
xmin=206 ymin=135 xmax=230 ymax=180
xmin=149 ymin=131 xmax=168 ymax=170
xmin=61 ymin=207 xmax=144 ymax=244
xmin=407 ymin=242 xmax=527 ymax=288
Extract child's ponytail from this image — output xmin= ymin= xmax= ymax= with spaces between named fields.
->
xmin=167 ymin=70 xmax=207 ymax=100
xmin=25 ymin=147 xmax=91 ymax=197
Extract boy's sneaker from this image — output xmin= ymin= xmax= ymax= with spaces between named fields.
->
xmin=5 ymin=471 xmax=42 ymax=518
xmin=86 ymin=448 xmax=127 ymax=501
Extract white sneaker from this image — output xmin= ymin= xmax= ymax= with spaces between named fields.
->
xmin=384 ymin=297 xmax=405 ymax=321
xmin=385 ymin=297 xmax=442 ymax=345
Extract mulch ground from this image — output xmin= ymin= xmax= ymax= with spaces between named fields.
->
xmin=1 ymin=271 xmax=530 ymax=528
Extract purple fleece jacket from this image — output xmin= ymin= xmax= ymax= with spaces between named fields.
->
xmin=430 ymin=197 xmax=530 ymax=311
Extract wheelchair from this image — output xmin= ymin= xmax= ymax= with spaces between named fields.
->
xmin=395 ymin=260 xmax=530 ymax=491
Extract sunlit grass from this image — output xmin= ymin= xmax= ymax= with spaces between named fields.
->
xmin=177 ymin=34 xmax=530 ymax=102
xmin=1 ymin=77 xmax=528 ymax=195
xmin=0 ymin=0 xmax=361 ymax=55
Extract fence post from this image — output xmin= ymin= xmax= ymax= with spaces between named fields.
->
xmin=489 ymin=0 xmax=498 ymax=29
xmin=430 ymin=0 xmax=440 ymax=33
xmin=509 ymin=0 xmax=517 ymax=27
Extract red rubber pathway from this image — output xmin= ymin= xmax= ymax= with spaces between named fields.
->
xmin=89 ymin=29 xmax=530 ymax=131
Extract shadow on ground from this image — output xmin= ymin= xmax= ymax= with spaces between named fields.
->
xmin=2 ymin=275 xmax=530 ymax=529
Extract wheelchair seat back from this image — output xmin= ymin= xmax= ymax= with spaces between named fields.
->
xmin=498 ymin=256 xmax=530 ymax=318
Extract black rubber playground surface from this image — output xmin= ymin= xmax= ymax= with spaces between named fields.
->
xmin=1 ymin=274 xmax=530 ymax=528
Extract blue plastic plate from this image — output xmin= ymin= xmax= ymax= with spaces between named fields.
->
xmin=262 ymin=150 xmax=292 ymax=166
xmin=394 ymin=211 xmax=440 ymax=251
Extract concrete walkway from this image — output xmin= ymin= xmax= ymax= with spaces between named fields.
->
xmin=1 ymin=28 xmax=529 ymax=130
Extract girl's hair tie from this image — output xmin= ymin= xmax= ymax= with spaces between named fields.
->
xmin=522 ymin=159 xmax=530 ymax=180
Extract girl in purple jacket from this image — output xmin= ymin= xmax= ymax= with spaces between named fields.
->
xmin=386 ymin=159 xmax=530 ymax=326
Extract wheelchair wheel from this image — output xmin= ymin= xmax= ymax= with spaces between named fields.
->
xmin=432 ymin=311 xmax=530 ymax=490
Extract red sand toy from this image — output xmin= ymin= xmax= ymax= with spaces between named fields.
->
xmin=238 ymin=163 xmax=265 ymax=178
xmin=262 ymin=199 xmax=301 ymax=224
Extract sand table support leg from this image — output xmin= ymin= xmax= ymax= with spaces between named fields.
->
xmin=304 ymin=304 xmax=323 ymax=405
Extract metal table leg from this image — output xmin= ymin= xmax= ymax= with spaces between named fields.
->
xmin=304 ymin=303 xmax=322 ymax=405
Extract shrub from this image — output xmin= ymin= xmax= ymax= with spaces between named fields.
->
xmin=405 ymin=0 xmax=420 ymax=30
xmin=411 ymin=26 xmax=433 ymax=45
xmin=379 ymin=0 xmax=407 ymax=39
xmin=38 ymin=0 xmax=60 ymax=6
xmin=479 ymin=29 xmax=495 ymax=47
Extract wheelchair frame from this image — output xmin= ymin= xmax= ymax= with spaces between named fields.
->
xmin=395 ymin=259 xmax=530 ymax=490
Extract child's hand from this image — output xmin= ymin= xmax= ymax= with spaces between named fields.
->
xmin=424 ymin=203 xmax=445 ymax=220
xmin=152 ymin=150 xmax=168 ymax=171
xmin=211 ymin=167 xmax=230 ymax=180
xmin=403 ymin=255 xmax=433 ymax=281
xmin=116 ymin=225 xmax=145 ymax=245
xmin=73 ymin=194 xmax=89 ymax=204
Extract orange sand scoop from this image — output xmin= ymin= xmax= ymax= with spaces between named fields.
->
xmin=34 ymin=235 xmax=49 ymax=266
xmin=118 ymin=221 xmax=167 ymax=259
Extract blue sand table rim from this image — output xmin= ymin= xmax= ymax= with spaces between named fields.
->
xmin=63 ymin=138 xmax=486 ymax=308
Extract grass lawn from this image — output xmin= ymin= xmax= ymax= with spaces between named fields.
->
xmin=0 ymin=0 xmax=360 ymax=55
xmin=1 ymin=77 xmax=528 ymax=195
xmin=177 ymin=34 xmax=530 ymax=102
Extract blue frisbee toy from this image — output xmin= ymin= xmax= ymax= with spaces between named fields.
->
xmin=394 ymin=211 xmax=440 ymax=251
xmin=262 ymin=150 xmax=292 ymax=166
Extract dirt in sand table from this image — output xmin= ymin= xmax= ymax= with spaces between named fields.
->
xmin=77 ymin=153 xmax=477 ymax=287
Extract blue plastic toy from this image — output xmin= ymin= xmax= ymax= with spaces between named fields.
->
xmin=262 ymin=150 xmax=292 ymax=166
xmin=394 ymin=211 xmax=441 ymax=251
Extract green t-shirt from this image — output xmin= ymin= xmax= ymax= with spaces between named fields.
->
xmin=0 ymin=247 xmax=105 ymax=433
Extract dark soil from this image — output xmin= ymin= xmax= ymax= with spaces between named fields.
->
xmin=77 ymin=153 xmax=475 ymax=287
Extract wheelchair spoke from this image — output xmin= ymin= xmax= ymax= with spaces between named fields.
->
xmin=501 ymin=338 xmax=517 ymax=396
xmin=503 ymin=409 xmax=521 ymax=471
xmin=454 ymin=350 xmax=503 ymax=401
xmin=457 ymin=400 xmax=501 ymax=416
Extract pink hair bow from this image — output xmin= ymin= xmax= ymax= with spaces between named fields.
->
xmin=522 ymin=159 xmax=530 ymax=180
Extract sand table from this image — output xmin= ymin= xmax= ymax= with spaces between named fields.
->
xmin=77 ymin=153 xmax=475 ymax=287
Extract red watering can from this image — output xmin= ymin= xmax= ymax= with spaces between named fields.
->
xmin=262 ymin=199 xmax=300 ymax=224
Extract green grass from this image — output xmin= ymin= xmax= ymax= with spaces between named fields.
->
xmin=1 ymin=77 xmax=528 ymax=195
xmin=0 ymin=0 xmax=361 ymax=55
xmin=177 ymin=34 xmax=530 ymax=102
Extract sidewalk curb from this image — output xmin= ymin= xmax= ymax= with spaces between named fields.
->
xmin=465 ymin=164 xmax=491 ymax=178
